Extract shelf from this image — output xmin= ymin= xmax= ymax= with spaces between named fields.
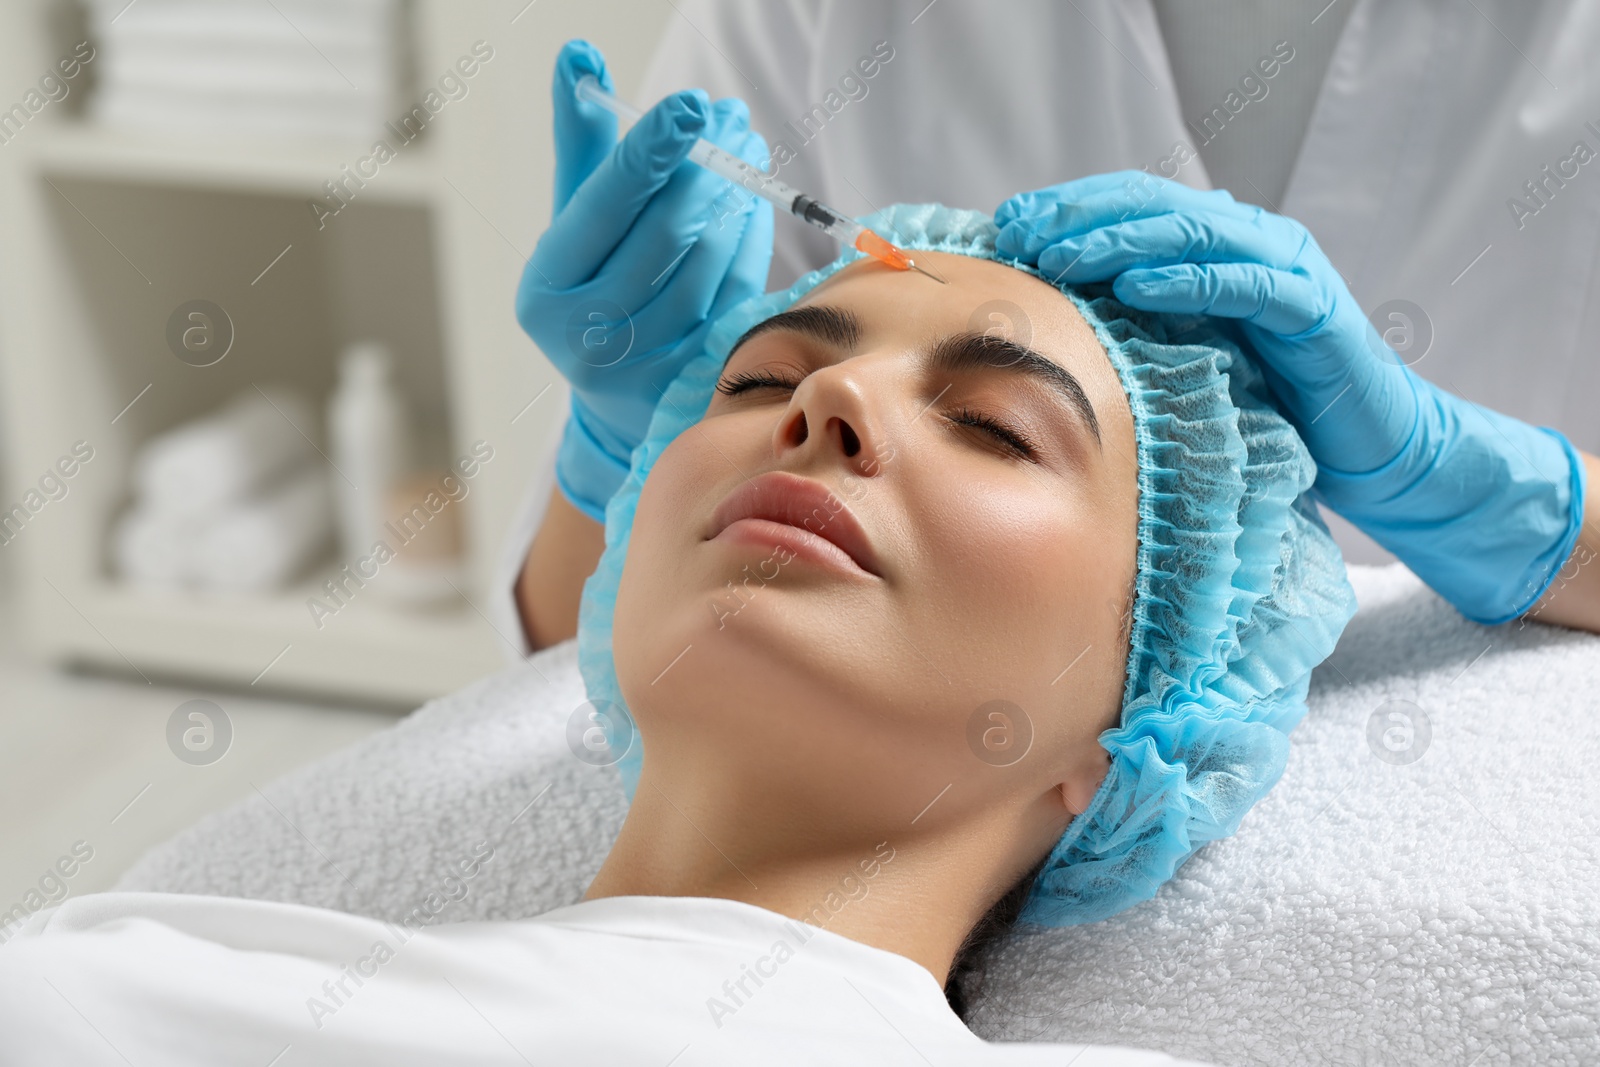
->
xmin=53 ymin=577 xmax=508 ymax=706
xmin=0 ymin=0 xmax=580 ymax=706
xmin=7 ymin=148 xmax=485 ymax=707
xmin=23 ymin=120 xmax=441 ymax=203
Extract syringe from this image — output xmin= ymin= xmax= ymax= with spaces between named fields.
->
xmin=573 ymin=75 xmax=946 ymax=284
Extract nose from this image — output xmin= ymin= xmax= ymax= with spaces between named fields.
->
xmin=771 ymin=357 xmax=891 ymax=479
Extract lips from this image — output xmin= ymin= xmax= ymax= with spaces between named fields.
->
xmin=706 ymin=471 xmax=882 ymax=578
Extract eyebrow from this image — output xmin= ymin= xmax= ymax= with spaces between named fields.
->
xmin=727 ymin=305 xmax=861 ymax=361
xmin=726 ymin=303 xmax=1101 ymax=448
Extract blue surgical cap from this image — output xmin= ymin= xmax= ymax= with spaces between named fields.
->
xmin=577 ymin=203 xmax=1359 ymax=928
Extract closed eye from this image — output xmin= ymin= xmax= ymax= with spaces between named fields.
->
xmin=714 ymin=369 xmax=801 ymax=396
xmin=947 ymin=406 xmax=1038 ymax=460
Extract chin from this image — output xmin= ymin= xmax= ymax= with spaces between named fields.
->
xmin=615 ymin=544 xmax=834 ymax=705
xmin=612 ymin=540 xmax=994 ymax=826
xmin=613 ymin=538 xmax=893 ymax=738
xmin=611 ymin=584 xmax=924 ymax=824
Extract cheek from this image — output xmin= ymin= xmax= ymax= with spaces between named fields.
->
xmin=919 ymin=478 xmax=1078 ymax=610
xmin=613 ymin=435 xmax=700 ymax=692
xmin=613 ymin=426 xmax=747 ymax=702
xmin=909 ymin=472 xmax=1132 ymax=696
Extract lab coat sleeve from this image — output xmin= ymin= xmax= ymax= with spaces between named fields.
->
xmin=490 ymin=428 xmax=561 ymax=663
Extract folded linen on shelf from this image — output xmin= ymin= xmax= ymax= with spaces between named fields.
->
xmin=114 ymin=462 xmax=331 ymax=592
xmin=110 ymin=505 xmax=200 ymax=589
xmin=132 ymin=388 xmax=316 ymax=519
xmin=193 ymin=464 xmax=332 ymax=592
xmin=85 ymin=0 xmax=403 ymax=142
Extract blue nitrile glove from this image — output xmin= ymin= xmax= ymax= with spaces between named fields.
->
xmin=996 ymin=171 xmax=1587 ymax=624
xmin=515 ymin=39 xmax=774 ymax=522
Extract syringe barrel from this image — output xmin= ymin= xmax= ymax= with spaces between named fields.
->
xmin=573 ymin=73 xmax=862 ymax=243
xmin=685 ymin=139 xmax=806 ymax=215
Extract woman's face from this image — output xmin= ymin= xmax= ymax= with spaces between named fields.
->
xmin=613 ymin=251 xmax=1139 ymax=859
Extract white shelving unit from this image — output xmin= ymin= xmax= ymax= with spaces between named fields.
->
xmin=0 ymin=0 xmax=673 ymax=704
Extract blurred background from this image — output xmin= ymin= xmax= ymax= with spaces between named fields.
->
xmin=0 ymin=0 xmax=673 ymax=899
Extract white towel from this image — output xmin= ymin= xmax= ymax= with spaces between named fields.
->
xmin=87 ymin=0 xmax=399 ymax=43
xmin=110 ymin=506 xmax=203 ymax=589
xmin=93 ymin=90 xmax=392 ymax=143
xmin=115 ymin=564 xmax=1600 ymax=1065
xmin=101 ymin=48 xmax=397 ymax=99
xmin=114 ymin=464 xmax=331 ymax=591
xmin=87 ymin=0 xmax=402 ymax=141
xmin=193 ymin=464 xmax=332 ymax=592
xmin=133 ymin=388 xmax=316 ymax=519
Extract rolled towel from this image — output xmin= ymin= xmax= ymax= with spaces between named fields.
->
xmin=134 ymin=388 xmax=316 ymax=519
xmin=194 ymin=464 xmax=333 ymax=593
xmin=111 ymin=507 xmax=203 ymax=589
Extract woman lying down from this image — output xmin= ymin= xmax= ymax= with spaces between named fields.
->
xmin=8 ymin=65 xmax=1600 ymax=1067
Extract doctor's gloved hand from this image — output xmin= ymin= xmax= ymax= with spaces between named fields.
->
xmin=515 ymin=40 xmax=774 ymax=523
xmin=995 ymin=171 xmax=1587 ymax=624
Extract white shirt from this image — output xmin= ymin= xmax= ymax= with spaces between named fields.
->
xmin=0 ymin=892 xmax=1216 ymax=1066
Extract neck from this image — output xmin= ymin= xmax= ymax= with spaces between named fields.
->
xmin=583 ymin=762 xmax=1065 ymax=988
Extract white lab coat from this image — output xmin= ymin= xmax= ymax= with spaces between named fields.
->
xmin=494 ymin=0 xmax=1600 ymax=653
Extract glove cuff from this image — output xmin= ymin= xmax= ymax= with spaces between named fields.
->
xmin=1314 ymin=372 xmax=1586 ymax=624
xmin=554 ymin=394 xmax=634 ymax=524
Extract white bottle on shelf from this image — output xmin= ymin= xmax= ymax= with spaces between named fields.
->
xmin=328 ymin=340 xmax=409 ymax=568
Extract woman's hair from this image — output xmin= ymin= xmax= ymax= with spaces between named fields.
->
xmin=945 ymin=854 xmax=1050 ymax=1020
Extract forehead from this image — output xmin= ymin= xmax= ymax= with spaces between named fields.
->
xmin=793 ymin=249 xmax=1131 ymax=430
